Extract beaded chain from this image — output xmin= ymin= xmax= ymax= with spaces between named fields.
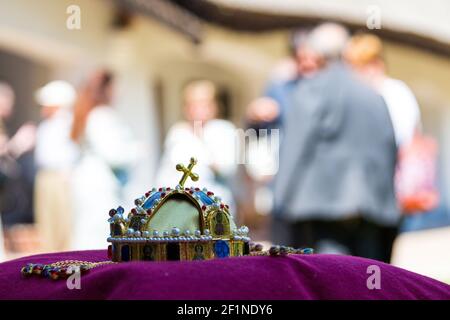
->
xmin=21 ymin=260 xmax=115 ymax=280
xmin=20 ymin=243 xmax=313 ymax=280
xmin=249 ymin=243 xmax=314 ymax=256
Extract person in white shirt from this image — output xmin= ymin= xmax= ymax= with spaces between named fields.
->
xmin=34 ymin=80 xmax=79 ymax=252
xmin=345 ymin=33 xmax=422 ymax=147
xmin=156 ymin=80 xmax=237 ymax=212
xmin=70 ymin=70 xmax=140 ymax=250
xmin=380 ymin=78 xmax=421 ymax=147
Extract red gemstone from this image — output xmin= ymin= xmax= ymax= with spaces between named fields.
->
xmin=158 ymin=187 xmax=163 ymax=192
xmin=145 ymin=192 xmax=150 ymax=197
xmin=59 ymin=267 xmax=68 ymax=277
xmin=146 ymin=209 xmax=152 ymax=215
xmin=202 ymin=205 xmax=207 ymax=211
xmin=207 ymin=191 xmax=214 ymax=196
xmin=50 ymin=272 xmax=59 ymax=280
xmin=166 ymin=187 xmax=171 ymax=191
xmin=107 ymin=245 xmax=112 ymax=259
xmin=189 ymin=190 xmax=194 ymax=194
xmin=131 ymin=208 xmax=137 ymax=214
xmin=109 ymin=209 xmax=116 ymax=217
xmin=195 ymin=187 xmax=200 ymax=191
xmin=220 ymin=204 xmax=224 ymax=208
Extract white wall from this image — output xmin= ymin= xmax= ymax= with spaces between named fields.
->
xmin=0 ymin=0 xmax=112 ymax=66
xmin=211 ymin=0 xmax=450 ymax=43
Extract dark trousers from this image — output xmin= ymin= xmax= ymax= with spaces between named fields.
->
xmin=272 ymin=216 xmax=397 ymax=263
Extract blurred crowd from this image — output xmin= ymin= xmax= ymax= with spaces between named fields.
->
xmin=0 ymin=22 xmax=443 ymax=263
xmin=251 ymin=23 xmax=439 ymax=263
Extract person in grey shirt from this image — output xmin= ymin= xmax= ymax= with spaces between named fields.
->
xmin=273 ymin=23 xmax=399 ymax=262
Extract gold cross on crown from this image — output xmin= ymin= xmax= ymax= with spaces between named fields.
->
xmin=176 ymin=157 xmax=199 ymax=188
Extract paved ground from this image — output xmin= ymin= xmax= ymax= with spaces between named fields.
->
xmin=391 ymin=226 xmax=450 ymax=284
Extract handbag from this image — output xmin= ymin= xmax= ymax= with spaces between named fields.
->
xmin=395 ymin=133 xmax=439 ymax=214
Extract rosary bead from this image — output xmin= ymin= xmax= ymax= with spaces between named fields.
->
xmin=21 ymin=265 xmax=33 ymax=276
xmin=59 ymin=268 xmax=72 ymax=278
xmin=301 ymin=248 xmax=314 ymax=254
xmin=269 ymin=245 xmax=280 ymax=256
xmin=32 ymin=264 xmax=44 ymax=275
xmin=79 ymin=265 xmax=90 ymax=272
xmin=252 ymin=243 xmax=262 ymax=252
xmin=50 ymin=271 xmax=59 ymax=280
xmin=42 ymin=266 xmax=52 ymax=278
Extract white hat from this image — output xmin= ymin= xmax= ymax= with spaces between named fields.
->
xmin=35 ymin=80 xmax=76 ymax=108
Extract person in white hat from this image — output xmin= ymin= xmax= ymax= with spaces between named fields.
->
xmin=34 ymin=80 xmax=80 ymax=252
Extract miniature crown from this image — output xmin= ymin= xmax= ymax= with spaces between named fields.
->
xmin=107 ymin=157 xmax=251 ymax=261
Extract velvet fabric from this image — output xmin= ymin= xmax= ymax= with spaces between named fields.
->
xmin=1 ymin=250 xmax=449 ymax=300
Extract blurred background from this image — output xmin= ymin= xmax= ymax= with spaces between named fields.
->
xmin=0 ymin=0 xmax=450 ymax=283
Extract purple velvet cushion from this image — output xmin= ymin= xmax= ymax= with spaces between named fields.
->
xmin=0 ymin=250 xmax=449 ymax=299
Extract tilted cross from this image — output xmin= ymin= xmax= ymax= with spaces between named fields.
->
xmin=176 ymin=157 xmax=199 ymax=187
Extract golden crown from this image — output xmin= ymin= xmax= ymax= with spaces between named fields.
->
xmin=107 ymin=157 xmax=251 ymax=261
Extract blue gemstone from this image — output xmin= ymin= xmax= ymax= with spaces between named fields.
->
xmin=117 ymin=206 xmax=125 ymax=214
xmin=195 ymin=191 xmax=214 ymax=205
xmin=142 ymin=192 xmax=162 ymax=210
xmin=42 ymin=266 xmax=51 ymax=278
xmin=302 ymin=248 xmax=314 ymax=254
xmin=214 ymin=240 xmax=230 ymax=258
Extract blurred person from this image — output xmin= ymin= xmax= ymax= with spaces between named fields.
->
xmin=245 ymin=29 xmax=323 ymax=182
xmin=273 ymin=23 xmax=399 ymax=262
xmin=70 ymin=70 xmax=139 ymax=250
xmin=34 ymin=80 xmax=79 ymax=252
xmin=246 ymin=29 xmax=316 ymax=133
xmin=243 ymin=59 xmax=296 ymax=240
xmin=0 ymin=82 xmax=36 ymax=187
xmin=0 ymin=82 xmax=14 ymax=260
xmin=245 ymin=58 xmax=296 ymax=133
xmin=244 ymin=59 xmax=296 ymax=182
xmin=344 ymin=33 xmax=421 ymax=147
xmin=345 ymin=34 xmax=441 ymax=232
xmin=0 ymin=220 xmax=3 ymax=260
xmin=0 ymin=82 xmax=36 ymax=257
xmin=156 ymin=80 xmax=237 ymax=211
xmin=245 ymin=29 xmax=323 ymax=243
